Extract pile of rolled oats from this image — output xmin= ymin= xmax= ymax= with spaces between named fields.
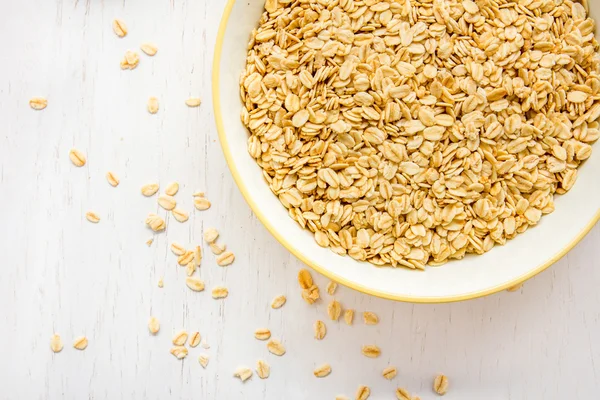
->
xmin=241 ymin=0 xmax=600 ymax=269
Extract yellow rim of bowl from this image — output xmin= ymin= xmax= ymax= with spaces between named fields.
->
xmin=212 ymin=0 xmax=600 ymax=303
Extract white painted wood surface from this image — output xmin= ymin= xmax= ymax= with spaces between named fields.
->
xmin=2 ymin=1 xmax=600 ymax=399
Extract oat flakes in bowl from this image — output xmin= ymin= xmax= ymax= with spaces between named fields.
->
xmin=214 ymin=0 xmax=600 ymax=302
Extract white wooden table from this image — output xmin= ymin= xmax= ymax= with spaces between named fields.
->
xmin=2 ymin=1 xmax=600 ymax=399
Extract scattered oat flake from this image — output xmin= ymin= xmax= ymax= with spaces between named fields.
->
xmin=267 ymin=339 xmax=285 ymax=356
xmin=146 ymin=238 xmax=154 ymax=246
xmin=157 ymin=278 xmax=163 ymax=288
xmin=172 ymin=330 xmax=188 ymax=346
xmin=112 ymin=19 xmax=127 ymax=37
xmin=141 ymin=183 xmax=159 ymax=196
xmin=335 ymin=397 xmax=349 ymax=400
xmin=356 ymin=385 xmax=370 ymax=400
xmin=297 ymin=269 xmax=313 ymax=289
xmin=201 ymin=340 xmax=210 ymax=349
xmin=165 ymin=182 xmax=179 ymax=196
xmin=186 ymin=98 xmax=202 ymax=107
xmin=203 ymin=228 xmax=219 ymax=243
xmin=140 ymin=43 xmax=158 ymax=56
xmin=170 ymin=346 xmax=188 ymax=359
xmin=120 ymin=50 xmax=139 ymax=70
xmin=172 ymin=208 xmax=189 ymax=222
xmin=326 ymin=281 xmax=338 ymax=295
xmin=314 ymin=320 xmax=326 ymax=340
xmin=209 ymin=242 xmax=226 ymax=255
xmin=363 ymin=311 xmax=379 ymax=325
xmin=177 ymin=251 xmax=194 ymax=265
xmin=344 ymin=309 xmax=354 ymax=325
xmin=327 ymin=300 xmax=342 ymax=321
xmin=256 ymin=359 xmax=270 ymax=379
xmin=189 ymin=331 xmax=201 ymax=347
xmin=271 ymin=295 xmax=286 ymax=309
xmin=234 ymin=366 xmax=253 ymax=382
xmin=301 ymin=285 xmax=320 ymax=304
xmin=194 ymin=197 xmax=211 ymax=210
xmin=170 ymin=242 xmax=186 ymax=256
xmin=86 ymin=211 xmax=100 ymax=223
xmin=50 ymin=334 xmax=63 ymax=353
xmin=69 ymin=149 xmax=86 ymax=167
xmin=185 ymin=277 xmax=205 ymax=292
xmin=194 ymin=246 xmax=202 ymax=266
xmin=255 ymin=328 xmax=271 ymax=341
xmin=396 ymin=387 xmax=412 ymax=400
xmin=147 ymin=97 xmax=159 ymax=114
xmin=185 ymin=262 xmax=196 ymax=276
xmin=382 ymin=366 xmax=397 ymax=380
xmin=193 ymin=190 xmax=205 ymax=197
xmin=433 ymin=374 xmax=449 ymax=395
xmin=212 ymin=286 xmax=229 ymax=299
xmin=73 ymin=336 xmax=88 ymax=350
xmin=106 ymin=171 xmax=119 ymax=187
xmin=198 ymin=354 xmax=210 ymax=368
xmin=216 ymin=251 xmax=235 ymax=266
xmin=198 ymin=353 xmax=210 ymax=368
xmin=361 ymin=345 xmax=381 ymax=358
xmin=158 ymin=194 xmax=176 ymax=210
xmin=314 ymin=363 xmax=331 ymax=378
xmin=29 ymin=97 xmax=47 ymax=110
xmin=145 ymin=213 xmax=165 ymax=232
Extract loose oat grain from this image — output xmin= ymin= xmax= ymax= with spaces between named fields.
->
xmin=86 ymin=211 xmax=100 ymax=223
xmin=178 ymin=251 xmax=194 ymax=265
xmin=69 ymin=149 xmax=86 ymax=167
xmin=140 ymin=43 xmax=158 ymax=56
xmin=361 ymin=345 xmax=381 ymax=358
xmin=50 ymin=334 xmax=63 ymax=353
xmin=189 ymin=331 xmax=201 ymax=348
xmin=172 ymin=208 xmax=189 ymax=223
xmin=120 ymin=50 xmax=139 ymax=70
xmin=73 ymin=336 xmax=88 ymax=350
xmin=112 ymin=19 xmax=127 ymax=37
xmin=170 ymin=346 xmax=188 ymax=359
xmin=148 ymin=317 xmax=160 ymax=334
xmin=363 ymin=312 xmax=379 ymax=326
xmin=185 ymin=277 xmax=205 ymax=292
xmin=194 ymin=245 xmax=202 ymax=266
xmin=212 ymin=286 xmax=228 ymax=299
xmin=234 ymin=366 xmax=253 ymax=382
xmin=433 ymin=374 xmax=449 ymax=396
xmin=145 ymin=213 xmax=165 ymax=232
xmin=210 ymin=242 xmax=226 ymax=255
xmin=313 ymin=364 xmax=331 ymax=378
xmin=171 ymin=242 xmax=186 ymax=256
xmin=194 ymin=197 xmax=211 ymax=211
xmin=327 ymin=300 xmax=341 ymax=321
xmin=326 ymin=281 xmax=338 ymax=295
xmin=301 ymin=285 xmax=320 ymax=304
xmin=256 ymin=359 xmax=270 ymax=379
xmin=267 ymin=339 xmax=285 ymax=356
xmin=255 ymin=328 xmax=271 ymax=341
xmin=106 ymin=171 xmax=119 ymax=187
xmin=146 ymin=238 xmax=154 ymax=246
xmin=165 ymin=182 xmax=179 ymax=196
xmin=29 ymin=97 xmax=47 ymax=110
xmin=382 ymin=366 xmax=397 ymax=380
xmin=198 ymin=354 xmax=209 ymax=368
xmin=203 ymin=228 xmax=219 ymax=243
xmin=186 ymin=98 xmax=202 ymax=107
xmin=356 ymin=385 xmax=370 ymax=400
xmin=271 ymin=295 xmax=286 ymax=309
xmin=147 ymin=97 xmax=159 ymax=114
xmin=297 ymin=269 xmax=313 ymax=289
xmin=172 ymin=330 xmax=188 ymax=346
xmin=141 ymin=183 xmax=159 ymax=197
xmin=396 ymin=388 xmax=412 ymax=400
xmin=344 ymin=309 xmax=354 ymax=325
xmin=314 ymin=320 xmax=326 ymax=340
xmin=216 ymin=251 xmax=235 ymax=266
xmin=158 ymin=194 xmax=176 ymax=210
xmin=157 ymin=278 xmax=163 ymax=288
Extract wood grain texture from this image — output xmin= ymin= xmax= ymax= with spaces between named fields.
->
xmin=1 ymin=1 xmax=600 ymax=399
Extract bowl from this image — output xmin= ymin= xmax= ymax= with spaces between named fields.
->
xmin=213 ymin=0 xmax=600 ymax=302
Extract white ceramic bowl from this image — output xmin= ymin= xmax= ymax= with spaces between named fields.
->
xmin=213 ymin=0 xmax=600 ymax=302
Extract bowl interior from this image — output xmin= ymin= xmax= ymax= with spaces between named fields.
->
xmin=214 ymin=0 xmax=600 ymax=302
